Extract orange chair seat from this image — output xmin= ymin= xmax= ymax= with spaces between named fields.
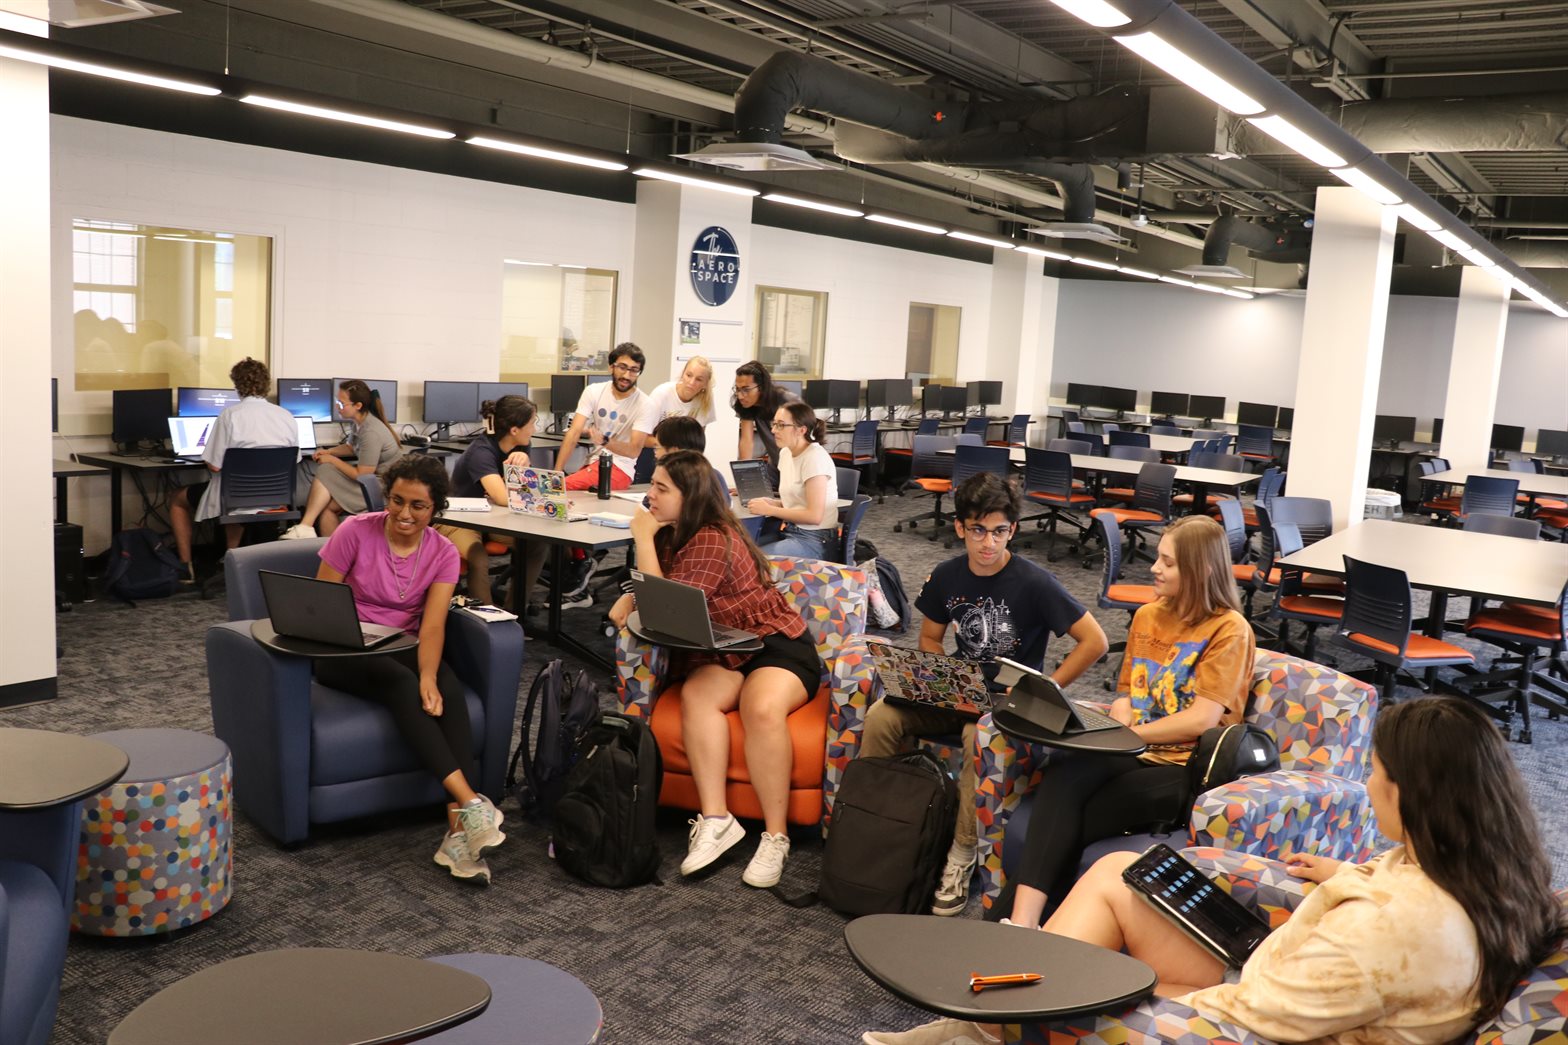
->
xmin=648 ymin=680 xmax=831 ymax=826
xmin=484 ymin=540 xmax=510 ymax=556
xmin=1090 ymin=507 xmax=1163 ymax=525
xmin=1422 ymin=498 xmax=1461 ymax=512
xmin=831 ymin=452 xmax=872 ymax=464
xmin=1240 ymin=452 xmax=1273 ymax=461
xmin=1303 ymin=574 xmax=1346 ymax=594
xmin=1232 ymin=563 xmax=1257 ymax=583
xmin=1106 ymin=583 xmax=1156 ymax=606
xmin=886 ymin=447 xmax=913 ymax=457
xmin=912 ymin=477 xmax=953 ymax=493
xmin=1100 ymin=486 xmax=1135 ymax=502
xmin=1468 ymin=609 xmax=1566 ymax=644
xmin=1345 ymin=631 xmax=1475 ymax=663
xmin=1173 ymin=493 xmax=1233 ymax=506
xmin=1538 ymin=510 xmax=1568 ymax=527
xmin=1279 ymin=595 xmax=1344 ymax=620
xmin=1500 ymin=601 xmax=1559 ymax=621
xmin=1027 ymin=490 xmax=1095 ymax=506
xmin=1529 ymin=497 xmax=1567 ymax=511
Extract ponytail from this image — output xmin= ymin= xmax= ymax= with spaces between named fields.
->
xmin=340 ymin=379 xmax=400 ymax=449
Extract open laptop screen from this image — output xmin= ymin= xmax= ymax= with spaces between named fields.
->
xmin=168 ymin=416 xmax=216 ymax=457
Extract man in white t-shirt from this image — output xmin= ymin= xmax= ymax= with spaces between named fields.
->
xmin=554 ymin=342 xmax=649 ymax=491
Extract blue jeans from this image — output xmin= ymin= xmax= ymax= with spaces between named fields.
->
xmin=760 ymin=522 xmax=837 ymax=562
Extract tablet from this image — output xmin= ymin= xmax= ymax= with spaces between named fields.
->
xmin=1121 ymin=843 xmax=1272 ymax=969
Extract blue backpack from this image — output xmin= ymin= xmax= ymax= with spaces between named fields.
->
xmin=102 ymin=528 xmax=182 ymax=604
xmin=507 ymin=659 xmax=602 ymax=820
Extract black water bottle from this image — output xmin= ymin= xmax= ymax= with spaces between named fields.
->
xmin=596 ymin=447 xmax=612 ymax=500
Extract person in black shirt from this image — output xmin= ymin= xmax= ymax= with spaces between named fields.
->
xmin=859 ymin=473 xmax=1107 ymax=916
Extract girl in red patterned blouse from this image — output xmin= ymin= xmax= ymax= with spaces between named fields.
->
xmin=608 ymin=450 xmax=824 ymax=888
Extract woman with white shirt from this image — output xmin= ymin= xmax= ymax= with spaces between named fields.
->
xmin=635 ymin=356 xmax=716 ymax=437
xmin=746 ymin=400 xmax=838 ymax=561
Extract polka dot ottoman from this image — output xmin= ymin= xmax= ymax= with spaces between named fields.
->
xmin=73 ymin=728 xmax=232 ymax=937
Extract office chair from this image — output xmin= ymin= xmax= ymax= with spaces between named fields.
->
xmin=1336 ymin=556 xmax=1474 ymax=708
xmin=1462 ymin=513 xmax=1541 ymax=541
xmin=1508 ymin=458 xmax=1567 ymax=515
xmin=1418 ymin=458 xmax=1460 ymax=522
xmin=1235 ymin=424 xmax=1276 ymax=469
xmin=202 ymin=446 xmax=303 ymax=599
xmin=1270 ymin=523 xmax=1344 ymax=663
xmin=1087 ymin=462 xmax=1175 ymax=566
xmin=881 ymin=417 xmax=937 ymax=491
xmin=631 ymin=446 xmax=657 ymax=485
xmin=1461 ymin=578 xmax=1568 ymax=744
xmin=837 ymin=494 xmax=871 ymax=565
xmin=1090 ymin=511 xmax=1156 ymax=690
xmin=1241 ymin=466 xmax=1283 ymax=533
xmin=1175 ymin=451 xmax=1244 ymax=512
xmin=893 ymin=434 xmax=955 ymax=533
xmin=1098 ymin=446 xmax=1161 ymax=505
xmin=1148 ymin=423 xmax=1181 ymax=436
xmin=1016 ymin=447 xmax=1095 ymax=561
xmin=961 ymin=416 xmax=990 ymax=440
xmin=1215 ymin=499 xmax=1256 ymax=590
xmin=830 ymin=419 xmax=879 ymax=500
xmin=989 ymin=413 xmax=1030 ymax=447
xmin=1106 ymin=430 xmax=1150 ymax=449
xmin=940 ymin=444 xmax=1012 ymax=545
xmin=1457 ymin=474 xmax=1519 ymax=521
xmin=355 ymin=472 xmax=385 ymax=511
xmin=835 ymin=465 xmax=861 ymax=502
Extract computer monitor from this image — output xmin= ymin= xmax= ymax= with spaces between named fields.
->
xmin=278 ymin=379 xmax=335 ymax=422
xmin=1236 ymin=401 xmax=1278 ymax=428
xmin=1276 ymin=407 xmax=1294 ymax=432
xmin=803 ymin=380 xmax=833 ymax=409
xmin=866 ymin=378 xmax=913 ymax=410
xmin=112 ymin=388 xmax=172 ymax=445
xmin=827 ymin=380 xmax=860 ymax=411
xmin=550 ymin=374 xmax=586 ymax=414
xmin=967 ymin=380 xmax=1003 ymax=408
xmin=1535 ymin=428 xmax=1568 ymax=458
xmin=1149 ymin=390 xmax=1188 ymax=417
xmin=1430 ymin=417 xmax=1444 ymax=443
xmin=1099 ymin=385 xmax=1137 ymax=414
xmin=336 ymin=378 xmax=397 ymax=423
xmin=1491 ymin=423 xmax=1525 ymax=453
xmin=51 ymin=377 xmax=58 ymax=433
xmin=939 ymin=385 xmax=969 ymax=416
xmin=775 ymin=379 xmax=804 ymax=398
xmin=1066 ymin=382 xmax=1100 ymax=407
xmin=478 ymin=382 xmax=529 ymax=406
xmin=177 ymin=387 xmax=239 ymax=416
xmin=423 ymin=381 xmax=479 ymax=424
xmin=1189 ymin=395 xmax=1225 ymax=421
xmin=921 ymin=383 xmax=945 ymax=415
xmin=1373 ymin=414 xmax=1416 ymax=445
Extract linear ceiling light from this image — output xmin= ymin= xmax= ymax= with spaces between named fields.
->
xmin=1158 ymin=275 xmax=1197 ymax=287
xmin=865 ymin=214 xmax=947 ymax=235
xmin=467 ymin=136 xmax=627 ymax=171
xmin=0 ymin=41 xmax=220 ymax=95
xmin=1428 ymin=229 xmax=1467 ymax=252
xmin=1045 ymin=0 xmax=1130 ymax=28
xmin=1392 ymin=204 xmax=1441 ymax=232
xmin=1220 ymin=288 xmax=1256 ymax=299
xmin=1330 ymin=165 xmax=1402 ymax=206
xmin=947 ymin=230 xmax=1015 ymax=249
xmin=1114 ymin=32 xmax=1264 ymax=115
xmin=1016 ymin=245 xmax=1073 ymax=260
xmin=1456 ymin=247 xmax=1496 ymax=268
xmin=503 ymin=259 xmax=552 ymax=266
xmin=1190 ymin=282 xmax=1229 ymax=294
xmin=241 ymin=95 xmax=454 ymax=139
xmin=1116 ymin=266 xmax=1160 ymax=279
xmin=1246 ymin=115 xmax=1345 ymax=168
xmin=1070 ymin=256 xmax=1120 ymax=271
xmin=632 ymin=167 xmax=758 ymax=196
xmin=761 ymin=193 xmax=864 ymax=217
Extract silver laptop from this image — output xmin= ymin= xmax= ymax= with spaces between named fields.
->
xmin=168 ymin=415 xmax=216 ymax=461
xmin=628 ymin=570 xmax=757 ymax=649
xmin=729 ymin=459 xmax=774 ymax=504
xmin=293 ymin=415 xmax=318 ymax=452
xmin=258 ymin=570 xmax=404 ymax=648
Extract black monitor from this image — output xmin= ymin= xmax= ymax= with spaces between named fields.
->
xmin=866 ymin=378 xmax=913 ymax=409
xmin=939 ymin=385 xmax=969 ymax=415
xmin=1373 ymin=414 xmax=1416 ymax=445
xmin=335 ymin=378 xmax=397 ymax=423
xmin=1276 ymin=406 xmax=1294 ymax=432
xmin=1236 ymin=401 xmax=1278 ymax=428
xmin=922 ymin=383 xmax=945 ymax=415
xmin=1189 ymin=395 xmax=1225 ymax=421
xmin=1430 ymin=417 xmax=1444 ymax=442
xmin=803 ymin=380 xmax=833 ymax=409
xmin=478 ymin=382 xmax=529 ymax=406
xmin=51 ymin=377 xmax=58 ymax=433
xmin=278 ymin=379 xmax=334 ymax=422
xmin=1536 ymin=428 xmax=1568 ymax=457
xmin=177 ymin=386 xmax=239 ymax=416
xmin=827 ymin=380 xmax=860 ymax=411
xmin=550 ymin=374 xmax=586 ymax=414
xmin=776 ymin=379 xmax=803 ymax=398
xmin=1491 ymin=423 xmax=1525 ymax=453
xmin=423 ymin=381 xmax=479 ymax=424
xmin=112 ymin=388 xmax=171 ymax=445
xmin=1066 ymin=382 xmax=1100 ymax=407
xmin=967 ymin=380 xmax=1003 ymax=407
xmin=1149 ymin=390 xmax=1188 ymax=417
xmin=1099 ymin=386 xmax=1137 ymax=413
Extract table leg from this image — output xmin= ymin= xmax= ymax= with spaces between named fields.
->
xmin=56 ymin=475 xmax=68 ymax=525
xmin=1422 ymin=590 xmax=1450 ymax=689
xmin=1186 ymin=481 xmax=1209 ymax=517
xmin=543 ymin=543 xmax=613 ymax=673
xmin=109 ymin=466 xmax=123 ymax=534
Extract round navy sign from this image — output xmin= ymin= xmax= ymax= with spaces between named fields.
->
xmin=689 ymin=226 xmax=740 ymax=306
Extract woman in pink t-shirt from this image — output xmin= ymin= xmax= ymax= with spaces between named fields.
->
xmin=314 ymin=454 xmax=506 ymax=885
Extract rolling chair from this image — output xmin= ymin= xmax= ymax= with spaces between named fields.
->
xmin=837 ymin=494 xmax=872 ymax=565
xmin=1017 ymin=447 xmax=1096 ymax=561
xmin=1270 ymin=523 xmax=1344 ymax=663
xmin=1106 ymin=430 xmax=1150 ymax=449
xmin=1090 ymin=511 xmax=1156 ymax=690
xmin=893 ymin=434 xmax=956 ymax=533
xmin=989 ymin=413 xmax=1030 ymax=447
xmin=1461 ymin=579 xmax=1568 ymax=744
xmin=1335 ymin=556 xmax=1474 ymax=709
xmin=961 ymin=416 xmax=990 ymax=440
xmin=830 ymin=419 xmax=880 ymax=501
xmin=1087 ymin=462 xmax=1175 ymax=566
xmin=1457 ymin=474 xmax=1520 ymax=521
xmin=202 ymin=445 xmax=304 ymax=598
xmin=1098 ymin=446 xmax=1161 ymax=505
xmin=939 ymin=444 xmax=1012 ymax=546
xmin=0 ymin=800 xmax=80 ymax=1045
xmin=881 ymin=417 xmax=938 ymax=491
xmin=1235 ymin=423 xmax=1277 ymax=469
xmin=835 ymin=465 xmax=861 ymax=502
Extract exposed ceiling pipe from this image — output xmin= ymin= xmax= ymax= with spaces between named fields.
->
xmin=1200 ymin=216 xmax=1312 ymax=267
xmin=1498 ymin=241 xmax=1568 ymax=268
xmin=735 ymin=50 xmax=965 ymax=144
xmin=1237 ymin=91 xmax=1568 ymax=156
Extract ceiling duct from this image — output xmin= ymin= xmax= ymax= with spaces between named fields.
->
xmin=1237 ymin=91 xmax=1568 ymax=157
xmin=1179 ymin=217 xmax=1312 ymax=278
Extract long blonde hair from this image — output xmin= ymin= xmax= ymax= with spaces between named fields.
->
xmin=680 ymin=356 xmax=714 ymax=420
xmin=1161 ymin=515 xmax=1242 ymax=625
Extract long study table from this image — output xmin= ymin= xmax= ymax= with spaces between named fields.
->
xmin=942 ymin=448 xmax=1259 ymax=514
xmin=1424 ymin=467 xmax=1568 ymax=506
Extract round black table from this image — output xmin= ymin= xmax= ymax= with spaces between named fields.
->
xmin=845 ymin=914 xmax=1156 ymax=1022
xmin=626 ymin=611 xmax=763 ymax=653
xmin=108 ymin=948 xmax=491 ymax=1045
xmin=990 ymin=711 xmax=1146 ymax=754
xmin=251 ymin=619 xmax=417 ymax=658
xmin=0 ymin=727 xmax=128 ymax=810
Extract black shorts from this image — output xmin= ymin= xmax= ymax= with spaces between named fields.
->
xmin=740 ymin=631 xmax=824 ymax=700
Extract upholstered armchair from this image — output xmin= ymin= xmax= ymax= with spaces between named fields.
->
xmin=0 ymin=803 xmax=78 ymax=1045
xmin=976 ymin=650 xmax=1379 ymax=908
xmin=207 ymin=539 xmax=524 ymax=845
xmin=614 ymin=555 xmax=874 ymax=827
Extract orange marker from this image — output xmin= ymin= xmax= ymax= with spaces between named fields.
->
xmin=969 ymin=972 xmax=1043 ymax=993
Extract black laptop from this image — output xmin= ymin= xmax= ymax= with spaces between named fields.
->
xmin=729 ymin=459 xmax=774 ymax=504
xmin=258 ymin=570 xmax=404 ymax=649
xmin=628 ymin=571 xmax=758 ymax=649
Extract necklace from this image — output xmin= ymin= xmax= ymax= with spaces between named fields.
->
xmin=387 ymin=528 xmax=425 ymax=600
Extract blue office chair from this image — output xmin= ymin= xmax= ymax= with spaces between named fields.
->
xmin=894 ymin=434 xmax=956 ymax=533
xmin=989 ymin=413 xmax=1030 ymax=447
xmin=1235 ymin=424 xmax=1277 ymax=468
xmin=1458 ymin=474 xmax=1519 ymax=520
xmin=837 ymin=494 xmax=872 ymax=565
xmin=1099 ymin=446 xmax=1160 ymax=505
xmin=1106 ymin=430 xmax=1150 ymax=449
xmin=1091 ymin=511 xmax=1156 ymax=690
xmin=882 ymin=417 xmax=938 ymax=490
xmin=1149 ymin=423 xmax=1181 ymax=436
xmin=0 ymin=801 xmax=80 ymax=1045
xmin=356 ymin=472 xmax=386 ymax=512
xmin=939 ymin=444 xmax=1012 ymax=545
xmin=1017 ymin=447 xmax=1096 ymax=560
xmin=830 ymin=419 xmax=880 ymax=500
xmin=962 ymin=416 xmax=990 ymax=440
xmin=631 ymin=446 xmax=657 ymax=485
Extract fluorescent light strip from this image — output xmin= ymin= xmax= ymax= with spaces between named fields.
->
xmin=1116 ymin=266 xmax=1160 ymax=280
xmin=1190 ymin=282 xmax=1229 ymax=294
xmin=1393 ymin=204 xmax=1441 ymax=232
xmin=1330 ymin=166 xmax=1402 ymax=206
xmin=1158 ymin=275 xmax=1197 ymax=288
xmin=558 ymin=264 xmax=587 ymax=269
xmin=1017 ymin=245 xmax=1073 ymax=260
xmin=865 ymin=214 xmax=947 ymax=235
xmin=1246 ymin=115 xmax=1345 ymax=168
xmin=503 ymin=259 xmax=553 ymax=266
xmin=241 ymin=95 xmax=454 ymax=139
xmin=1456 ymin=247 xmax=1496 ymax=268
xmin=1046 ymin=0 xmax=1130 ymax=28
xmin=1428 ymin=229 xmax=1467 ymax=252
xmin=948 ymin=230 xmax=1016 ymax=250
xmin=761 ymin=193 xmax=864 ymax=217
xmin=0 ymin=43 xmax=221 ymax=96
xmin=467 ymin=136 xmax=627 ymax=171
xmin=632 ymin=167 xmax=758 ymax=196
xmin=1115 ymin=32 xmax=1264 ymax=116
xmin=1070 ymin=256 xmax=1120 ymax=271
xmin=1221 ymin=288 xmax=1256 ymax=300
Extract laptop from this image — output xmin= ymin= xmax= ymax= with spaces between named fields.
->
xmin=258 ymin=570 xmax=404 ymax=649
xmin=730 ymin=459 xmax=774 ymax=504
xmin=866 ymin=644 xmax=995 ymax=718
xmin=167 ymin=415 xmax=216 ymax=461
xmin=628 ymin=570 xmax=758 ymax=649
xmin=293 ymin=415 xmax=318 ymax=452
xmin=991 ymin=657 xmax=1122 ymax=740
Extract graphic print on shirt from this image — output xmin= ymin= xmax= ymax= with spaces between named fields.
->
xmin=1128 ymin=637 xmax=1209 ymax=722
xmin=950 ymin=597 xmax=1018 ymax=660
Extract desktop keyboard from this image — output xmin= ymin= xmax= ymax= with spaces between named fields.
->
xmin=1072 ymin=701 xmax=1123 ymax=732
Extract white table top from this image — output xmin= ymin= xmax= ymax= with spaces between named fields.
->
xmin=1425 ymin=468 xmax=1568 ymax=500
xmin=1278 ymin=519 xmax=1568 ymax=606
xmin=936 ymin=448 xmax=1258 ymax=488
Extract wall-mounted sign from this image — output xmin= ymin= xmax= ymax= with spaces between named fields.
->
xmin=689 ymin=225 xmax=740 ymax=307
xmin=680 ymin=320 xmax=701 ymax=344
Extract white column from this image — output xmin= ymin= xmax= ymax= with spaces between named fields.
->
xmin=1287 ymin=186 xmax=1398 ymax=530
xmin=984 ymin=249 xmax=1060 ymax=447
xmin=0 ymin=15 xmax=58 ymax=706
xmin=1437 ymin=267 xmax=1511 ymax=471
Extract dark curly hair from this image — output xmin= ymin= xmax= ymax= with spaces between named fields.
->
xmin=380 ymin=453 xmax=450 ymax=512
xmin=229 ymin=357 xmax=271 ymax=399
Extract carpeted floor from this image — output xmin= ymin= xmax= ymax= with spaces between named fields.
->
xmin=15 ymin=487 xmax=1568 ymax=1044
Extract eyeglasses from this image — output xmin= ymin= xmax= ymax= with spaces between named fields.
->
xmin=769 ymin=420 xmax=802 ymax=430
xmin=962 ymin=524 xmax=1014 ymax=542
xmin=388 ymin=494 xmax=434 ymax=514
xmin=732 ymin=384 xmax=759 ymax=395
xmin=611 ymin=363 xmax=642 ymax=376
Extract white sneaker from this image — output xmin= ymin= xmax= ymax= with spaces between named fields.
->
xmin=680 ymin=814 xmax=744 ymax=876
xmin=931 ymin=848 xmax=977 ymax=916
xmin=434 ymin=831 xmax=491 ymax=886
xmin=741 ymin=831 xmax=790 ymax=888
xmin=279 ymin=524 xmax=317 ymax=540
xmin=862 ymin=1018 xmax=1000 ymax=1045
xmin=456 ymin=795 xmax=506 ymax=858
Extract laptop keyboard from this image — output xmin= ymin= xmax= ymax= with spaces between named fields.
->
xmin=1073 ymin=702 xmax=1123 ymax=731
xmin=712 ymin=624 xmax=756 ymax=647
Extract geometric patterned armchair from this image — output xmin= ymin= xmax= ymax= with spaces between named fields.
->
xmin=976 ymin=650 xmax=1380 ymax=909
xmin=1007 ymin=847 xmax=1568 ymax=1045
xmin=614 ymin=555 xmax=874 ymax=828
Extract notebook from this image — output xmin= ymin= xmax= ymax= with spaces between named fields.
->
xmin=444 ymin=497 xmax=492 ymax=513
xmin=730 ymin=459 xmax=774 ymax=504
xmin=866 ymin=643 xmax=995 ymax=718
xmin=628 ymin=570 xmax=757 ymax=649
xmin=258 ymin=570 xmax=403 ymax=649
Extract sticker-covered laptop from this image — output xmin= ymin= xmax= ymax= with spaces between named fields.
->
xmin=504 ymin=462 xmax=569 ymax=520
xmin=866 ymin=643 xmax=995 ymax=718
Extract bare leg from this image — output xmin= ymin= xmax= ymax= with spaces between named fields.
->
xmin=223 ymin=523 xmax=246 ymax=550
xmin=299 ymin=478 xmax=334 ymax=528
xmin=318 ymin=501 xmax=344 ymax=537
xmin=737 ymin=667 xmax=810 ymax=835
xmin=679 ymin=664 xmax=745 ymax=817
xmin=1010 ymin=883 xmax=1049 ymax=928
xmin=465 ymin=544 xmax=493 ymax=603
xmin=170 ymin=487 xmax=195 ymax=568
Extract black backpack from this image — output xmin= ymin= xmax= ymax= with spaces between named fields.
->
xmin=507 ymin=659 xmax=602 ymax=820
xmin=779 ymin=750 xmax=957 ymax=916
xmin=873 ymin=557 xmax=911 ymax=633
xmin=551 ymin=713 xmax=663 ymax=888
xmin=102 ymin=528 xmax=182 ymax=604
xmin=1187 ymin=722 xmax=1280 ymax=802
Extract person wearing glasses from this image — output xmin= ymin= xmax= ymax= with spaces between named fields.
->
xmin=858 ymin=473 xmax=1107 ymax=917
xmin=553 ymin=342 xmax=649 ymax=491
xmin=744 ymin=400 xmax=839 ymax=561
xmin=729 ymin=361 xmax=796 ymax=487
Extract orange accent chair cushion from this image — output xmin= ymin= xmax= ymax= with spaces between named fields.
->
xmin=1345 ymin=631 xmax=1474 ymax=662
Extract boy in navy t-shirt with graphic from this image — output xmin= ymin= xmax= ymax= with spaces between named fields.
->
xmin=859 ymin=473 xmax=1107 ymax=915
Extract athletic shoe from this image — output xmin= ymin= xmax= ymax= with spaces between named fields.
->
xmin=560 ymin=590 xmax=594 ymax=610
xmin=456 ymin=795 xmax=506 ymax=858
xmin=434 ymin=831 xmax=491 ymax=886
xmin=561 ymin=558 xmax=595 ymax=598
xmin=279 ymin=524 xmax=317 ymax=540
xmin=742 ymin=831 xmax=791 ymax=888
xmin=931 ymin=849 xmax=978 ymax=916
xmin=680 ymin=814 xmax=744 ymax=876
xmin=861 ymin=1018 xmax=1000 ymax=1045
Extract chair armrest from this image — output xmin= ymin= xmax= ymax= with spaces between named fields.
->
xmin=441 ymin=609 xmax=524 ymax=801
xmin=1182 ymin=846 xmax=1314 ymax=925
xmin=205 ymin=621 xmax=315 ymax=845
xmin=1188 ymin=770 xmax=1377 ymax=864
xmin=1009 ymin=997 xmax=1272 ymax=1045
xmin=822 ymin=636 xmax=879 ymax=828
xmin=974 ymin=713 xmax=1052 ymax=909
xmin=613 ymin=628 xmax=669 ymax=718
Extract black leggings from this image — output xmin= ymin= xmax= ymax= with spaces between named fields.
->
xmin=315 ymin=650 xmax=476 ymax=784
xmin=1013 ymin=750 xmax=1189 ymax=901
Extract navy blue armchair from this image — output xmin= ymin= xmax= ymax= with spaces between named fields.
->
xmin=207 ymin=539 xmax=524 ymax=845
xmin=0 ymin=803 xmax=78 ymax=1045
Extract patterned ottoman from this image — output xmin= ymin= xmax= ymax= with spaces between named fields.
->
xmin=72 ymin=728 xmax=232 ymax=937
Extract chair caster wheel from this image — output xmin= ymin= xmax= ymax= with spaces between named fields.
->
xmin=1520 ymin=730 xmax=1534 ymax=745
xmin=893 ymin=524 xmax=903 ymax=533
xmin=1103 ymin=679 xmax=1114 ymax=692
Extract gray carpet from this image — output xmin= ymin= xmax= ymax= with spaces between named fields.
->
xmin=15 ymin=490 xmax=1568 ymax=1044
